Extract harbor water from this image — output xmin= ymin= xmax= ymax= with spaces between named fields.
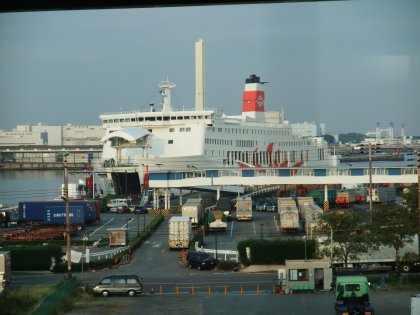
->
xmin=0 ymin=170 xmax=67 ymax=207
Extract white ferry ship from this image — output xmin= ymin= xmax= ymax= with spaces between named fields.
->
xmin=98 ymin=40 xmax=339 ymax=195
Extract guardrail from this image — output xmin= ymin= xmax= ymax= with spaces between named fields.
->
xmin=195 ymin=242 xmax=239 ymax=262
xmin=64 ymin=246 xmax=130 ymax=263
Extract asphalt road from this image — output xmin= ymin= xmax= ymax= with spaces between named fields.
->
xmin=8 ymin=210 xmax=418 ymax=315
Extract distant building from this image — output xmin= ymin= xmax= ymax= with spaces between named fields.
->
xmin=0 ymin=124 xmax=105 ymax=146
xmin=290 ymin=122 xmax=326 ymax=137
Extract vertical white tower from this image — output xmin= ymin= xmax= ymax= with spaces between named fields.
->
xmin=195 ymin=38 xmax=205 ymax=111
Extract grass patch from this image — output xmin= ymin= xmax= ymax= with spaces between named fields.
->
xmin=0 ymin=286 xmax=54 ymax=315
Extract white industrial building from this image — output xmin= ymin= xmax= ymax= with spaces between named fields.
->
xmin=0 ymin=124 xmax=105 ymax=146
xmin=290 ymin=121 xmax=326 ymax=137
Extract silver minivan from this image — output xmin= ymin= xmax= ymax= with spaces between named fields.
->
xmin=93 ymin=275 xmax=143 ymax=297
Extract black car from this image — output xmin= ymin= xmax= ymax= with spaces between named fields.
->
xmin=134 ymin=206 xmax=148 ymax=214
xmin=186 ymin=251 xmax=216 ymax=270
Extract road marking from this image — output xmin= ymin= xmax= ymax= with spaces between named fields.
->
xmin=230 ymin=220 xmax=234 ymax=237
xmin=89 ymin=218 xmax=114 ymax=237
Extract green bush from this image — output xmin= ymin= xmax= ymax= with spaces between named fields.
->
xmin=3 ymin=244 xmax=63 ymax=271
xmin=237 ymin=238 xmax=316 ymax=265
xmin=217 ymin=260 xmax=240 ymax=271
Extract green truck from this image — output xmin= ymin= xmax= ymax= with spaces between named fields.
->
xmin=335 ymin=276 xmax=374 ymax=315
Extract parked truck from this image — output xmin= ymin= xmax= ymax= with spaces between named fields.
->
xmin=0 ymin=251 xmax=11 ymax=293
xmin=319 ymin=235 xmax=419 ymax=273
xmin=334 ymin=276 xmax=374 ymax=315
xmin=278 ymin=197 xmax=299 ymax=233
xmin=335 ymin=189 xmax=356 ymax=208
xmin=18 ymin=200 xmax=99 ymax=229
xmin=168 ymin=216 xmax=192 ymax=249
xmin=235 ymin=196 xmax=253 ymax=221
xmin=206 ymin=210 xmax=228 ymax=231
xmin=366 ymin=187 xmax=397 ymax=203
xmin=181 ymin=198 xmax=204 ymax=227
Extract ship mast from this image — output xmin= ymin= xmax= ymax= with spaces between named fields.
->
xmin=159 ymin=79 xmax=176 ymax=112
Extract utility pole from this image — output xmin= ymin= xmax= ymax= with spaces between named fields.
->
xmin=63 ymin=152 xmax=72 ymax=280
xmin=368 ymin=143 xmax=373 ymax=223
xmin=417 ymin=150 xmax=420 ymax=256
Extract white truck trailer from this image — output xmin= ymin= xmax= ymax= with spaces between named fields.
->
xmin=0 ymin=251 xmax=11 ymax=293
xmin=367 ymin=187 xmax=397 ymax=203
xmin=181 ymin=198 xmax=204 ymax=226
xmin=168 ymin=216 xmax=192 ymax=249
xmin=278 ymin=197 xmax=299 ymax=233
xmin=235 ymin=196 xmax=253 ymax=221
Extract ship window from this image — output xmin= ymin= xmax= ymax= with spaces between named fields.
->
xmin=168 ymin=140 xmax=173 ymax=144
xmin=184 ymin=116 xmax=189 ymax=120
xmin=218 ymin=128 xmax=222 ymax=132
xmin=180 ymin=128 xmax=185 ymax=132
xmin=157 ymin=117 xmax=162 ymax=121
xmin=177 ymin=116 xmax=183 ymax=120
xmin=113 ymin=119 xmax=118 ymax=123
xmin=169 ymin=128 xmax=175 ymax=132
xmin=163 ymin=116 xmax=169 ymax=121
xmin=186 ymin=127 xmax=191 ymax=132
xmin=131 ymin=118 xmax=135 ymax=122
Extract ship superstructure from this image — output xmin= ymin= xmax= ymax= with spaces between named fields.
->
xmin=98 ymin=40 xmax=339 ymax=194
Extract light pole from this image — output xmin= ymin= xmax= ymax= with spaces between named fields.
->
xmin=63 ymin=152 xmax=72 ymax=280
xmin=81 ymin=234 xmax=88 ymax=282
xmin=137 ymin=211 xmax=140 ymax=237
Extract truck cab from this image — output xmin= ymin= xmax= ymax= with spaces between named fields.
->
xmin=335 ymin=276 xmax=374 ymax=315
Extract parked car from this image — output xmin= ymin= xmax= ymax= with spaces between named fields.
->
xmin=186 ymin=251 xmax=216 ymax=270
xmin=134 ymin=206 xmax=148 ymax=214
xmin=93 ymin=275 xmax=143 ymax=297
xmin=265 ymin=202 xmax=277 ymax=212
xmin=255 ymin=201 xmax=266 ymax=212
xmin=93 ymin=237 xmax=109 ymax=248
xmin=116 ymin=205 xmax=130 ymax=214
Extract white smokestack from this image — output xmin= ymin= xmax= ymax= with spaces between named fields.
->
xmin=195 ymin=38 xmax=205 ymax=111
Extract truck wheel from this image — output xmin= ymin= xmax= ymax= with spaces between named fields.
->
xmin=401 ymin=264 xmax=411 ymax=273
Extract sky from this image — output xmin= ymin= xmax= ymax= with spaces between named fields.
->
xmin=0 ymin=0 xmax=419 ymax=136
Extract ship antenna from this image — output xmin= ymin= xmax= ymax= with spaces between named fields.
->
xmin=159 ymin=78 xmax=176 ymax=112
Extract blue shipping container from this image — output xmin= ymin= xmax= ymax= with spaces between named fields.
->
xmin=18 ymin=200 xmax=93 ymax=226
xmin=44 ymin=206 xmax=85 ymax=225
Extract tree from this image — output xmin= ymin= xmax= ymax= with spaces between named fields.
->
xmin=318 ymin=209 xmax=371 ymax=269
xmin=370 ymin=203 xmax=417 ymax=273
xmin=403 ymin=186 xmax=419 ymax=215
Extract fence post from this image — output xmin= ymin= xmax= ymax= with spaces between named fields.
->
xmin=192 ymin=284 xmax=195 ymax=295
xmin=256 ymin=284 xmax=260 ymax=295
xmin=208 ymin=284 xmax=211 ymax=295
xmin=160 ymin=284 xmax=163 ymax=296
xmin=224 ymin=284 xmax=228 ymax=295
xmin=176 ymin=284 xmax=179 ymax=295
xmin=240 ymin=284 xmax=243 ymax=295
